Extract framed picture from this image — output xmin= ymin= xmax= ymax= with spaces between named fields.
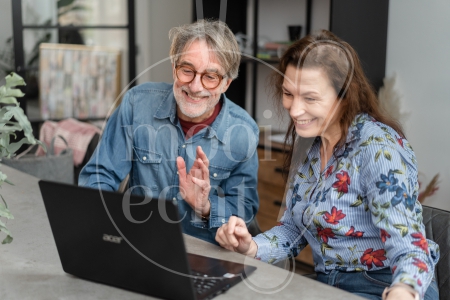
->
xmin=39 ymin=43 xmax=121 ymax=119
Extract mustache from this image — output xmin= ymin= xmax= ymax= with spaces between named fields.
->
xmin=181 ymin=86 xmax=211 ymax=98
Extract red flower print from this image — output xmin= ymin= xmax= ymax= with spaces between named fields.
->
xmin=360 ymin=248 xmax=387 ymax=270
xmin=397 ymin=137 xmax=404 ymax=148
xmin=317 ymin=227 xmax=336 ymax=243
xmin=392 ymin=265 xmax=397 ymax=274
xmin=411 ymin=232 xmax=429 ymax=254
xmin=323 ymin=206 xmax=346 ymax=225
xmin=417 ymin=279 xmax=422 ymax=287
xmin=345 ymin=226 xmax=364 ymax=238
xmin=325 ymin=165 xmax=333 ymax=179
xmin=380 ymin=229 xmax=391 ymax=243
xmin=332 ymin=171 xmax=351 ymax=193
xmin=412 ymin=257 xmax=429 ymax=273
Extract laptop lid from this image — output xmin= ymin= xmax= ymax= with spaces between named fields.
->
xmin=38 ymin=180 xmax=256 ymax=300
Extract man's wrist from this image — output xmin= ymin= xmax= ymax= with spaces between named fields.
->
xmin=200 ymin=198 xmax=211 ymax=220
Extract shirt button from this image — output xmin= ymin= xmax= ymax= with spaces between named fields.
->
xmin=221 ymin=219 xmax=225 ymax=223
xmin=143 ymin=156 xmax=147 ymax=161
xmin=177 ymin=171 xmax=179 ymax=174
xmin=213 ymin=173 xmax=217 ymax=178
xmin=182 ymin=144 xmax=186 ymax=148
xmin=172 ymin=197 xmax=176 ymax=201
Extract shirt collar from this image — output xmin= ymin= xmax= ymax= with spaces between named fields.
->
xmin=153 ymin=85 xmax=229 ymax=144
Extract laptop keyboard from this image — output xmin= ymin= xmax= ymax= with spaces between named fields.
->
xmin=190 ymin=271 xmax=228 ymax=296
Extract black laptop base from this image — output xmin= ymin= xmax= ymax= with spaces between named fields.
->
xmin=39 ymin=180 xmax=255 ymax=300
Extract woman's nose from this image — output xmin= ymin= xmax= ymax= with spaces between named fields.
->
xmin=289 ymin=98 xmax=306 ymax=117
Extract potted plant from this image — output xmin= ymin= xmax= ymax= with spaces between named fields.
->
xmin=0 ymin=72 xmax=43 ymax=244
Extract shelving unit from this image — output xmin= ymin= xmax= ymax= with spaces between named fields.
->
xmin=249 ymin=0 xmax=312 ymax=120
xmin=248 ymin=0 xmax=389 ymax=128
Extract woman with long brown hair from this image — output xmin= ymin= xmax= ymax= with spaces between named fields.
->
xmin=216 ymin=30 xmax=439 ymax=300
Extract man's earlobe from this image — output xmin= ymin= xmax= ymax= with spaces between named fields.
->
xmin=222 ymin=78 xmax=233 ymax=92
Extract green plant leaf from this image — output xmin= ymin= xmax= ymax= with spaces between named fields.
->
xmin=1 ymin=88 xmax=25 ymax=99
xmin=58 ymin=0 xmax=76 ymax=9
xmin=3 ymin=106 xmax=36 ymax=145
xmin=2 ymin=234 xmax=13 ymax=244
xmin=0 ymin=219 xmax=12 ymax=235
xmin=4 ymin=72 xmax=25 ymax=89
xmin=0 ymin=202 xmax=14 ymax=219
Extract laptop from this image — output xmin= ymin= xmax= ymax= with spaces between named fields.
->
xmin=38 ymin=180 xmax=256 ymax=300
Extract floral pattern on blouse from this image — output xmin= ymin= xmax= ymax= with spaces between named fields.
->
xmin=253 ymin=114 xmax=439 ymax=298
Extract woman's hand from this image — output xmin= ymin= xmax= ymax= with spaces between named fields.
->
xmin=216 ymin=216 xmax=258 ymax=257
xmin=382 ymin=284 xmax=418 ymax=300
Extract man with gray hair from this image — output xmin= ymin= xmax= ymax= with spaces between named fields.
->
xmin=79 ymin=19 xmax=259 ymax=244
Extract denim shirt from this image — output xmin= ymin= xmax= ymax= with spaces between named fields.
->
xmin=253 ymin=114 xmax=439 ymax=297
xmin=79 ymin=82 xmax=259 ymax=244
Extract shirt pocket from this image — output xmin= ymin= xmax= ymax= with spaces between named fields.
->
xmin=209 ymin=164 xmax=231 ymax=189
xmin=132 ymin=146 xmax=162 ymax=189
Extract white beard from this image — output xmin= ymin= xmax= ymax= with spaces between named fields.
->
xmin=174 ymin=85 xmax=221 ymax=119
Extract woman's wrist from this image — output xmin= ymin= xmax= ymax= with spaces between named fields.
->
xmin=382 ymin=283 xmax=419 ymax=300
xmin=245 ymin=240 xmax=258 ymax=258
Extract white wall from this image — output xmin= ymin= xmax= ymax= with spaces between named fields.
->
xmin=386 ymin=0 xmax=450 ymax=210
xmin=135 ymin=0 xmax=192 ymax=85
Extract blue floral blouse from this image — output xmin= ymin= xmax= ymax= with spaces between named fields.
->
xmin=253 ymin=114 xmax=439 ymax=297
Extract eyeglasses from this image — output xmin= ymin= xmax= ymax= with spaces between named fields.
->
xmin=175 ymin=65 xmax=225 ymax=89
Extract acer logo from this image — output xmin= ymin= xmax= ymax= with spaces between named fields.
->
xmin=103 ymin=234 xmax=123 ymax=244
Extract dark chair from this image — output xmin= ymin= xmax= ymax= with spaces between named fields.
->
xmin=247 ymin=217 xmax=262 ymax=237
xmin=422 ymin=205 xmax=450 ymax=300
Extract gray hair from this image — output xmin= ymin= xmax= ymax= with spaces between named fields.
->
xmin=169 ymin=19 xmax=241 ymax=80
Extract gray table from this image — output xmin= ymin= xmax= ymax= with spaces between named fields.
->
xmin=0 ymin=165 xmax=362 ymax=299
